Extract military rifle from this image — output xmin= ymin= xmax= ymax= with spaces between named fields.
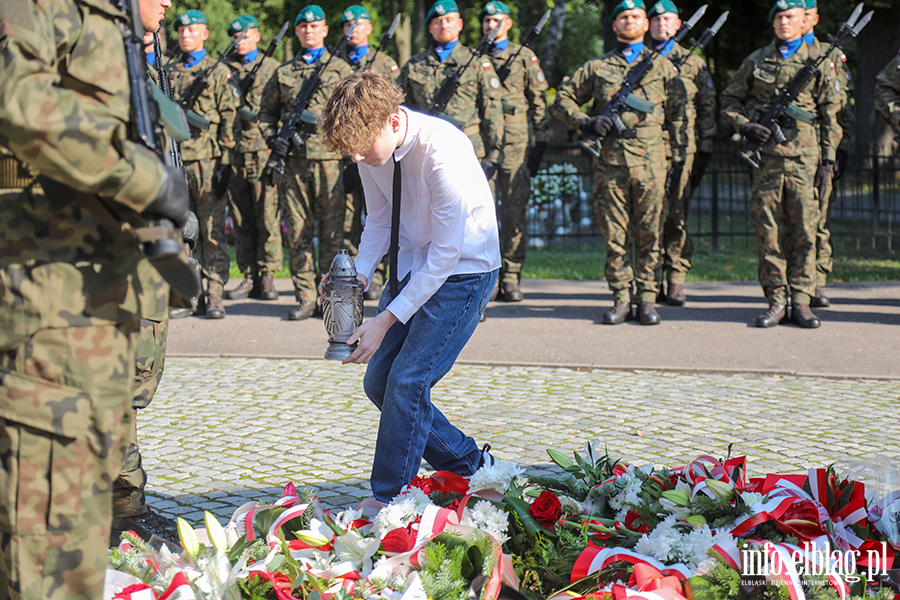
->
xmin=669 ymin=10 xmax=728 ymax=72
xmin=236 ymin=21 xmax=290 ymax=123
xmin=496 ymin=9 xmax=551 ymax=84
xmin=154 ymin=32 xmax=185 ymax=173
xmin=738 ymin=3 xmax=873 ymax=169
xmin=261 ymin=18 xmax=360 ymax=187
xmin=364 ymin=13 xmax=401 ymax=70
xmin=427 ymin=21 xmax=502 ymax=127
xmin=178 ymin=29 xmax=247 ymax=113
xmin=580 ymin=4 xmax=707 ymax=158
xmin=114 ymin=0 xmax=200 ymax=300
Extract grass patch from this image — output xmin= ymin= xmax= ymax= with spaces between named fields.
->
xmin=226 ymin=241 xmax=900 ymax=283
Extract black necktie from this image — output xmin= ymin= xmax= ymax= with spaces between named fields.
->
xmin=389 ymin=156 xmax=401 ymax=298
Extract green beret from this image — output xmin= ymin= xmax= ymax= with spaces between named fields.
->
xmin=339 ymin=5 xmax=370 ymax=25
xmin=480 ymin=1 xmax=509 ymax=21
xmin=610 ymin=0 xmax=646 ymax=24
xmin=804 ymin=0 xmax=817 ymax=8
xmin=426 ymin=0 xmax=459 ymax=25
xmin=175 ymin=9 xmax=206 ymax=30
xmin=295 ymin=5 xmax=326 ymax=25
xmin=227 ymin=15 xmax=258 ymax=37
xmin=647 ymin=0 xmax=679 ymax=20
xmin=769 ymin=0 xmax=805 ymax=21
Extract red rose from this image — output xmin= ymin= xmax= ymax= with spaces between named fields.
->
xmin=408 ymin=476 xmax=433 ymax=495
xmin=624 ymin=508 xmax=651 ymax=534
xmin=530 ymin=491 xmax=562 ymax=528
xmin=774 ymin=499 xmax=827 ymax=541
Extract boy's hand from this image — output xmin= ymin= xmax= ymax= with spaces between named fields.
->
xmin=343 ymin=310 xmax=397 ymax=364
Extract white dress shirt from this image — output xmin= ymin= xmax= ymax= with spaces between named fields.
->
xmin=354 ymin=108 xmax=501 ymax=324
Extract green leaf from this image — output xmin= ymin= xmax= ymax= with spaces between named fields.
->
xmin=268 ymin=553 xmax=284 ymax=572
xmin=563 ymin=465 xmax=584 ymax=473
xmin=226 ymin=533 xmax=253 ymax=564
xmin=504 ymin=496 xmax=555 ymax=540
xmin=547 ymin=448 xmax=574 ymax=468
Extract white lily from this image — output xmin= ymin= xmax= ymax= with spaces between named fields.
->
xmin=333 ymin=528 xmax=381 ymax=576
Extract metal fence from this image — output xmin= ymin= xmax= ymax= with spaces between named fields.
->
xmin=528 ymin=140 xmax=900 ymax=256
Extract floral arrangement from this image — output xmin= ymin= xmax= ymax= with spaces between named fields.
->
xmin=105 ymin=445 xmax=900 ymax=600
xmin=530 ymin=164 xmax=582 ymax=206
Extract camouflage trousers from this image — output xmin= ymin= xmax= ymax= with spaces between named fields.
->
xmin=816 ymin=169 xmax=835 ymax=288
xmin=497 ymin=142 xmax=531 ymax=284
xmin=594 ymin=159 xmax=666 ymax=304
xmin=184 ymin=159 xmax=229 ymax=296
xmin=342 ymin=160 xmax=387 ymax=287
xmin=112 ymin=316 xmax=168 ymax=520
xmin=749 ymin=153 xmax=820 ymax=305
xmin=229 ymin=151 xmax=284 ymax=276
xmin=660 ymin=152 xmax=697 ymax=286
xmin=0 ymin=187 xmax=138 ymax=600
xmin=282 ymin=157 xmax=345 ymax=303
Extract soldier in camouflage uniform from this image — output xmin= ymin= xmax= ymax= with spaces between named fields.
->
xmin=398 ymin=0 xmax=505 ymax=178
xmin=259 ymin=5 xmax=353 ymax=321
xmin=802 ymin=0 xmax=857 ymax=308
xmin=551 ymin=0 xmax=688 ymax=326
xmin=224 ymin=15 xmax=283 ymax=303
xmin=647 ymin=0 xmax=717 ymax=307
xmin=0 ymin=0 xmax=189 ymax=593
xmin=481 ymin=1 xmax=549 ymax=303
xmin=337 ymin=4 xmax=400 ymax=301
xmin=875 ymin=49 xmax=900 ymax=139
xmin=167 ymin=9 xmax=238 ymax=320
xmin=722 ymin=0 xmax=841 ymax=329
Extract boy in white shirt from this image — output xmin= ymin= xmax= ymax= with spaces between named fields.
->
xmin=320 ymin=71 xmax=500 ymax=502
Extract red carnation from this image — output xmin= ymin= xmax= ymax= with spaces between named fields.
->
xmin=408 ymin=476 xmax=433 ymax=495
xmin=530 ymin=491 xmax=562 ymax=528
xmin=624 ymin=508 xmax=651 ymax=534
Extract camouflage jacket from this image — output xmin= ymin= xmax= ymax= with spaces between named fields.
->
xmin=666 ymin=42 xmax=717 ymax=154
xmin=258 ymin=50 xmax=352 ymax=161
xmin=551 ymin=45 xmax=688 ymax=167
xmin=398 ymin=42 xmax=505 ymax=162
xmin=0 ymin=0 xmax=167 ymax=211
xmin=808 ymin=37 xmax=856 ymax=151
xmin=484 ymin=43 xmax=549 ymax=147
xmin=226 ymin=54 xmax=282 ymax=154
xmin=166 ymin=53 xmax=238 ymax=162
xmin=722 ymin=41 xmax=841 ymax=161
xmin=0 ymin=0 xmax=167 ymax=325
xmin=337 ymin=45 xmax=400 ymax=80
xmin=875 ymin=54 xmax=900 ymax=138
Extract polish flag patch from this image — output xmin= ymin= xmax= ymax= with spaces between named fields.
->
xmin=482 ymin=61 xmax=492 ymax=69
xmin=391 ymin=65 xmax=399 ymax=72
xmin=531 ymin=56 xmax=539 ymax=63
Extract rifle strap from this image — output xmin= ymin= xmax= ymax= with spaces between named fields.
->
xmin=389 ymin=155 xmax=401 ymax=299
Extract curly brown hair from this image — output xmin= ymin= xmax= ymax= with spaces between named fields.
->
xmin=320 ymin=70 xmax=406 ymax=156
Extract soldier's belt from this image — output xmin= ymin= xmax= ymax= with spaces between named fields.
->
xmin=609 ymin=125 xmax=663 ymax=140
xmin=0 ymin=156 xmax=36 ymax=189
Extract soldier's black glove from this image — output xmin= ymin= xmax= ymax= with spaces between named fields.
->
xmin=343 ymin=161 xmax=361 ymax=192
xmin=689 ymin=151 xmax=713 ymax=189
xmin=834 ymin=148 xmax=848 ymax=182
xmin=482 ymin=159 xmax=499 ymax=180
xmin=144 ymin=166 xmax=190 ymax=229
xmin=741 ymin=123 xmax=772 ymax=145
xmin=290 ymin=131 xmax=305 ymax=151
xmin=579 ymin=116 xmax=614 ymax=140
xmin=814 ymin=160 xmax=834 ymax=199
xmin=211 ymin=162 xmax=233 ymax=198
xmin=665 ymin=162 xmax=684 ymax=196
xmin=181 ymin=210 xmax=199 ymax=251
xmin=527 ymin=142 xmax=548 ymax=177
xmin=267 ymin=135 xmax=290 ymax=156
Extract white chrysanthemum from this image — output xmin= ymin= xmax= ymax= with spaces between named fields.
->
xmin=372 ymin=496 xmax=422 ymax=538
xmin=461 ymin=500 xmax=510 ymax=545
xmin=634 ymin=516 xmax=681 ymax=563
xmin=335 ymin=506 xmax=364 ymax=529
xmin=398 ymin=486 xmax=434 ymax=512
xmin=466 ymin=459 xmax=525 ymax=494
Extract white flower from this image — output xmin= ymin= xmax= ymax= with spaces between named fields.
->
xmin=372 ymin=496 xmax=423 ymax=538
xmin=740 ymin=492 xmax=765 ymax=508
xmin=461 ymin=500 xmax=510 ymax=545
xmin=398 ymin=486 xmax=433 ymax=512
xmin=335 ymin=506 xmax=364 ymax=529
xmin=333 ymin=529 xmax=381 ymax=576
xmin=466 ymin=459 xmax=525 ymax=494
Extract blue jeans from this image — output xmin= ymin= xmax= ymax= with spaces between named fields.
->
xmin=364 ymin=269 xmax=498 ymax=501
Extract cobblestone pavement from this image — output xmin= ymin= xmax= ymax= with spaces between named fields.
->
xmin=142 ymin=357 xmax=900 ymax=527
